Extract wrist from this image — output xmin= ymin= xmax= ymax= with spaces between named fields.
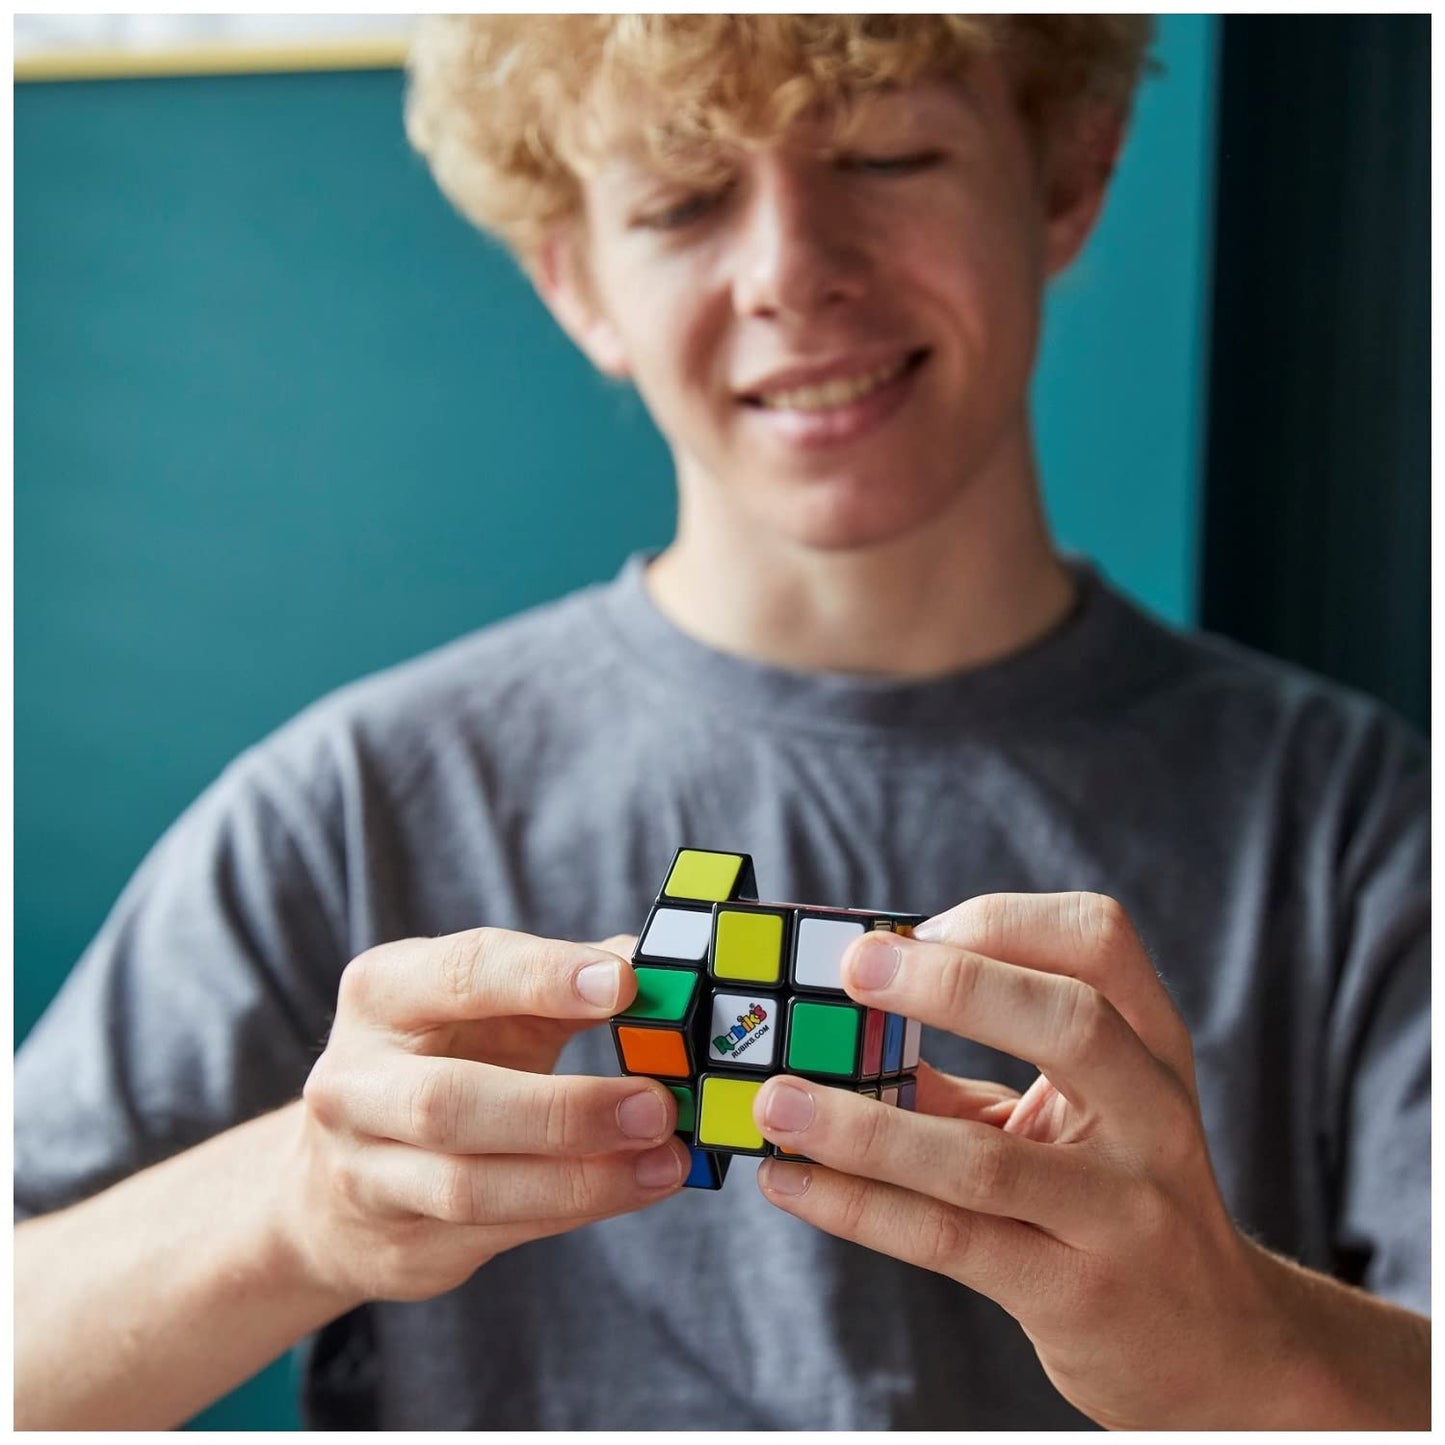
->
xmin=257 ymin=1101 xmax=368 ymax=1324
xmin=1230 ymin=1235 xmax=1431 ymax=1429
xmin=1222 ymin=1234 xmax=1327 ymax=1428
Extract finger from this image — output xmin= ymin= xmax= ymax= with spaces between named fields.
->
xmin=909 ymin=893 xmax=1193 ymax=1081
xmin=842 ymin=931 xmax=1165 ymax=1123
xmin=476 ymin=1208 xmax=643 ymax=1257
xmin=914 ymin=1061 xmax=1021 ymax=1127
xmin=755 ymin=1076 xmax=1098 ymax=1236
xmin=354 ymin=1135 xmax=690 ymax=1226
xmin=756 ymin=1159 xmax=1066 ymax=1314
xmin=331 ymin=1055 xmax=678 ymax=1154
xmin=590 ymin=933 xmax=639 ymax=957
xmin=338 ymin=928 xmax=639 ymax=1031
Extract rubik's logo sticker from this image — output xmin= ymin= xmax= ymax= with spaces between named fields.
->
xmin=611 ymin=848 xmax=924 ymax=1190
xmin=710 ymin=997 xmax=771 ymax=1063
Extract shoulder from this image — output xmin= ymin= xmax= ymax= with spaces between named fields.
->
xmin=1105 ymin=592 xmax=1428 ymax=896
xmin=1106 ymin=583 xmax=1426 ymax=794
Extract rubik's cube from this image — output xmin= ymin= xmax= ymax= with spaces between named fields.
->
xmin=611 ymin=847 xmax=923 ymax=1190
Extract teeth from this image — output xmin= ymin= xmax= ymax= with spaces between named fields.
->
xmin=757 ymin=357 xmax=911 ymax=412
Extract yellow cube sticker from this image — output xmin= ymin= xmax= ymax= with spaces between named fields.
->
xmin=713 ymin=909 xmax=783 ymax=983
xmin=665 ymin=849 xmax=743 ymax=903
xmin=698 ymin=1076 xmax=764 ymax=1151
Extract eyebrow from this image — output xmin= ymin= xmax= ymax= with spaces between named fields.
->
xmin=594 ymin=79 xmax=980 ymax=198
xmin=595 ymin=139 xmax=738 ymax=202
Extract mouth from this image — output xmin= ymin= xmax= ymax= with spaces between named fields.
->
xmin=739 ymin=349 xmax=931 ymax=413
xmin=736 ymin=348 xmax=931 ymax=452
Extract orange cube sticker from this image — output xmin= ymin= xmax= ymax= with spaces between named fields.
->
xmin=617 ymin=1026 xmax=690 ymax=1078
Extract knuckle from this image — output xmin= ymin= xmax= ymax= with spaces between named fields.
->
xmin=408 ymin=1065 xmax=462 ymax=1148
xmin=954 ymin=893 xmax=1010 ymax=950
xmin=1055 ymin=979 xmax=1116 ymax=1067
xmin=938 ymin=950 xmax=985 ymax=1022
xmin=967 ymin=1130 xmax=1017 ymax=1209
xmin=921 ymin=1202 xmax=971 ymax=1274
xmin=302 ymin=1056 xmax=342 ymax=1130
xmin=337 ymin=951 xmax=378 ymax=1013
xmin=853 ymin=1094 xmax=892 ymax=1167
xmin=1127 ymin=1178 xmax=1174 ymax=1243
xmin=473 ymin=929 xmax=553 ymax=1015
xmin=538 ymin=1082 xmax=577 ymax=1154
xmin=437 ymin=930 xmax=491 ymax=1007
xmin=562 ymin=1157 xmax=604 ymax=1216
xmin=331 ymin=1157 xmax=365 ymax=1211
xmin=1056 ymin=1254 xmax=1116 ymax=1323
xmin=430 ymin=1158 xmax=480 ymax=1224
xmin=836 ymin=1178 xmax=873 ymax=1239
xmin=1074 ymin=892 xmax=1133 ymax=958
xmin=516 ymin=942 xmax=561 ymax=1014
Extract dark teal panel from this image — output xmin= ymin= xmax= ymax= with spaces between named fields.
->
xmin=187 ymin=1356 xmax=301 ymax=1432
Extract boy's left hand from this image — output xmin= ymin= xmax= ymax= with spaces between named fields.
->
xmin=751 ymin=892 xmax=1286 ymax=1431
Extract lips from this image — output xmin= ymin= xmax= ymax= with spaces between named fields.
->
xmin=738 ymin=349 xmax=930 ymax=410
xmin=737 ymin=348 xmax=930 ymax=449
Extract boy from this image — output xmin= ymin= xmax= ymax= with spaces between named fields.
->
xmin=15 ymin=16 xmax=1428 ymax=1428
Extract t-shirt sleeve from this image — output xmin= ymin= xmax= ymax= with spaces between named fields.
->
xmin=1320 ymin=715 xmax=1430 ymax=1314
xmin=15 ymin=745 xmax=350 ymax=1222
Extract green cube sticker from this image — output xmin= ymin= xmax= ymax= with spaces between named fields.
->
xmin=665 ymin=849 xmax=743 ymax=902
xmin=667 ymin=1084 xmax=696 ymax=1134
xmin=620 ymin=966 xmax=697 ymax=1022
xmin=713 ymin=909 xmax=784 ymax=983
xmin=786 ymin=1001 xmax=862 ymax=1077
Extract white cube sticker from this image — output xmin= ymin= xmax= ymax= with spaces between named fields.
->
xmin=901 ymin=1017 xmax=922 ymax=1069
xmin=640 ymin=907 xmax=711 ymax=962
xmin=707 ymin=991 xmax=778 ymax=1068
xmin=793 ymin=916 xmax=866 ymax=991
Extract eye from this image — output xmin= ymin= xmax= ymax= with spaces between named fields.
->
xmin=636 ymin=185 xmax=732 ymax=231
xmin=837 ymin=150 xmax=943 ymax=175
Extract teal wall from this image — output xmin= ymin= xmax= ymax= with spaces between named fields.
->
xmin=14 ymin=17 xmax=1217 ymax=1429
xmin=1038 ymin=14 xmax=1218 ymax=623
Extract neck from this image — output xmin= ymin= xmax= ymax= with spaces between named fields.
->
xmin=644 ymin=421 xmax=1076 ymax=678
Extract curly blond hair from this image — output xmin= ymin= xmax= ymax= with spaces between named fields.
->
xmin=404 ymin=15 xmax=1157 ymax=272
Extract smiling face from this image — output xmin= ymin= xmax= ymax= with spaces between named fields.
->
xmin=533 ymin=58 xmax=1117 ymax=554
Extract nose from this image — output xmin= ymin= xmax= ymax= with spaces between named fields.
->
xmin=731 ymin=156 xmax=870 ymax=320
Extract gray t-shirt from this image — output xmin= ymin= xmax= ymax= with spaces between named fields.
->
xmin=15 ymin=554 xmax=1429 ymax=1429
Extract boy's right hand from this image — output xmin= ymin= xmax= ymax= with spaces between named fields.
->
xmin=282 ymin=928 xmax=688 ymax=1306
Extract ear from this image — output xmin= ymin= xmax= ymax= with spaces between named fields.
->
xmin=528 ymin=225 xmax=632 ymax=380
xmin=1041 ymin=103 xmax=1128 ymax=278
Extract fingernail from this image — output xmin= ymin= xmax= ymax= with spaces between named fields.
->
xmin=617 ymin=1090 xmax=667 ymax=1140
xmin=575 ymin=960 xmax=620 ymax=1009
xmin=635 ymin=1142 xmax=683 ymax=1189
xmin=849 ymin=936 xmax=901 ymax=991
xmin=911 ymin=917 xmax=945 ymax=942
xmin=761 ymin=1160 xmax=811 ymax=1196
xmin=763 ymin=1081 xmax=814 ymax=1133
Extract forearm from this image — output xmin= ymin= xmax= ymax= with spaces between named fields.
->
xmin=15 ymin=1101 xmax=358 ymax=1430
xmin=1248 ymin=1238 xmax=1430 ymax=1429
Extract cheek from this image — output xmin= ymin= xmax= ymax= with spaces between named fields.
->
xmin=620 ymin=311 xmax=726 ymax=450
xmin=644 ymin=301 xmax=730 ymax=416
xmin=910 ymin=224 xmax=1043 ymax=390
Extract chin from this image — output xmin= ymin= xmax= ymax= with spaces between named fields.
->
xmin=770 ymin=479 xmax=957 ymax=555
